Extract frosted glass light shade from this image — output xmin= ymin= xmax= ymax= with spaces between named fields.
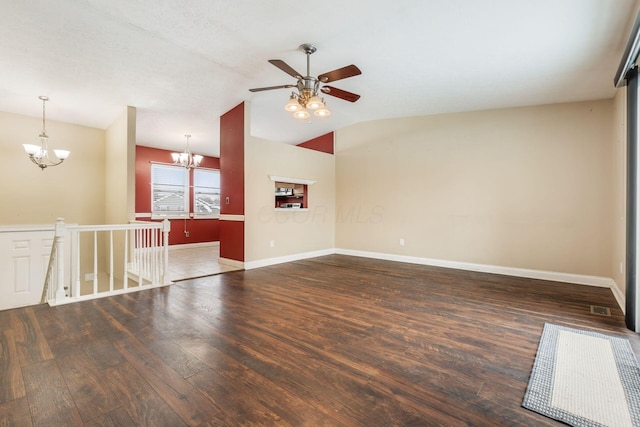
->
xmin=285 ymin=96 xmax=302 ymax=112
xmin=23 ymin=144 xmax=41 ymax=155
xmin=293 ymin=110 xmax=310 ymax=119
xmin=314 ymin=108 xmax=331 ymax=117
xmin=193 ymin=155 xmax=203 ymax=166
xmin=306 ymin=95 xmax=324 ymax=110
xmin=54 ymin=149 xmax=70 ymax=160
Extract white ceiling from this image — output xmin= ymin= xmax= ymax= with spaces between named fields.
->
xmin=0 ymin=0 xmax=638 ymax=157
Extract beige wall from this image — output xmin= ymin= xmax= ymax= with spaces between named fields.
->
xmin=336 ymin=100 xmax=614 ymax=278
xmin=105 ymin=106 xmax=136 ymax=224
xmin=0 ymin=110 xmax=105 ymax=225
xmin=244 ymin=137 xmax=335 ymax=263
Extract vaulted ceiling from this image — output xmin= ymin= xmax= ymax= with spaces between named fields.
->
xmin=0 ymin=0 xmax=638 ymax=157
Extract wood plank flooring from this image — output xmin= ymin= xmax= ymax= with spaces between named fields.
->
xmin=1 ymin=254 xmax=638 ymax=426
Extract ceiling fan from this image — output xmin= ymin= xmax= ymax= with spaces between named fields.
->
xmin=249 ymin=43 xmax=362 ymax=119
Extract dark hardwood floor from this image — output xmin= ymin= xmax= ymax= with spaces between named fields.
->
xmin=1 ymin=254 xmax=638 ymax=426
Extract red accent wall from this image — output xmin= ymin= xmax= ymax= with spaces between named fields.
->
xmin=220 ymin=221 xmax=244 ymax=262
xmin=219 ymin=102 xmax=246 ymax=261
xmin=296 ymin=132 xmax=334 ymax=154
xmin=220 ymin=104 xmax=245 ymax=215
xmin=135 ymin=145 xmax=220 ymax=245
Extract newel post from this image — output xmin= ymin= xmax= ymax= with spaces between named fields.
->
xmin=54 ymin=218 xmax=68 ymax=303
xmin=162 ymin=219 xmax=171 ymax=284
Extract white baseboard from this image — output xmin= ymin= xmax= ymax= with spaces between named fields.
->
xmin=335 ymin=248 xmax=625 ymax=311
xmin=244 ymin=249 xmax=335 ymax=270
xmin=609 ymin=282 xmax=626 ymax=314
xmin=336 ymin=248 xmax=614 ymax=287
xmin=169 ymin=241 xmax=219 ymax=250
xmin=237 ymin=247 xmax=626 ymax=313
xmin=219 ymin=257 xmax=245 ymax=269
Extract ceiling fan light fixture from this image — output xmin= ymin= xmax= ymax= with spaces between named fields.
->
xmin=249 ymin=44 xmax=361 ymax=122
xmin=306 ymin=95 xmax=324 ymax=110
xmin=314 ymin=107 xmax=331 ymax=117
xmin=285 ymin=94 xmax=302 ymax=112
xmin=293 ymin=110 xmax=310 ymax=119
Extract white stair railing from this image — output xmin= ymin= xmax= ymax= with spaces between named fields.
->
xmin=46 ymin=218 xmax=171 ymax=306
xmin=42 ymin=218 xmax=68 ymax=304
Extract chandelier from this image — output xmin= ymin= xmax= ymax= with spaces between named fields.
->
xmin=171 ymin=134 xmax=202 ymax=168
xmin=23 ymin=96 xmax=70 ymax=170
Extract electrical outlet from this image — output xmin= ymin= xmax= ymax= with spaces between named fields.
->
xmin=185 ymin=231 xmax=190 ymax=237
xmin=85 ymin=273 xmax=94 ymax=282
xmin=225 ymin=196 xmax=230 ymax=205
xmin=400 ymin=238 xmax=405 ymax=246
xmin=270 ymin=240 xmax=275 ymax=248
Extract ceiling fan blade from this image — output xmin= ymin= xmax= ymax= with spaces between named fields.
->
xmin=268 ymin=59 xmax=303 ymax=79
xmin=318 ymin=65 xmax=361 ymax=83
xmin=249 ymin=84 xmax=296 ymax=92
xmin=320 ymin=86 xmax=361 ymax=102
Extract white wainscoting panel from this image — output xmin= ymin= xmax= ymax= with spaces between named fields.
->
xmin=0 ymin=228 xmax=54 ymax=311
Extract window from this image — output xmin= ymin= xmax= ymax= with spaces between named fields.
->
xmin=193 ymin=169 xmax=221 ymax=218
xmin=151 ymin=164 xmax=189 ymax=218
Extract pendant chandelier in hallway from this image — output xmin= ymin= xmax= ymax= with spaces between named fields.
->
xmin=171 ymin=134 xmax=202 ymax=169
xmin=23 ymin=96 xmax=70 ymax=170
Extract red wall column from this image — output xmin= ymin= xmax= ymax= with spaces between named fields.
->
xmin=219 ymin=102 xmax=246 ymax=262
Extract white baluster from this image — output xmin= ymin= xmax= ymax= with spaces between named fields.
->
xmin=123 ymin=228 xmax=129 ymax=289
xmin=138 ymin=227 xmax=144 ymax=286
xmin=109 ymin=230 xmax=114 ymax=292
xmin=54 ymin=218 xmax=68 ymax=304
xmin=162 ymin=219 xmax=170 ymax=284
xmin=74 ymin=229 xmax=81 ymax=298
xmin=151 ymin=228 xmax=157 ymax=284
xmin=93 ymin=230 xmax=98 ymax=295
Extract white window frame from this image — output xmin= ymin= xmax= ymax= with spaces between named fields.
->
xmin=193 ymin=168 xmax=221 ymax=219
xmin=150 ymin=163 xmax=189 ymax=219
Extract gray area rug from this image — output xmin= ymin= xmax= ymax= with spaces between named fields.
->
xmin=523 ymin=323 xmax=640 ymax=426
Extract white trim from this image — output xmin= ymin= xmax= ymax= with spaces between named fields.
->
xmin=48 ymin=282 xmax=171 ymax=306
xmin=610 ymin=282 xmax=626 ymax=314
xmin=151 ymin=213 xmax=189 ymax=220
xmin=274 ymin=208 xmax=309 ymax=212
xmin=192 ymin=214 xmax=221 ymax=219
xmin=334 ymin=248 xmax=626 ymax=312
xmin=0 ymin=224 xmax=55 ymax=233
xmin=244 ymin=249 xmax=335 ymax=270
xmin=136 ymin=212 xmax=220 ymax=220
xmin=169 ymin=241 xmax=219 ymax=250
xmin=219 ymin=214 xmax=245 ymax=221
xmin=269 ymin=175 xmax=316 ymax=185
xmin=335 ymin=248 xmax=615 ymax=288
xmin=219 ymin=257 xmax=245 ymax=269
